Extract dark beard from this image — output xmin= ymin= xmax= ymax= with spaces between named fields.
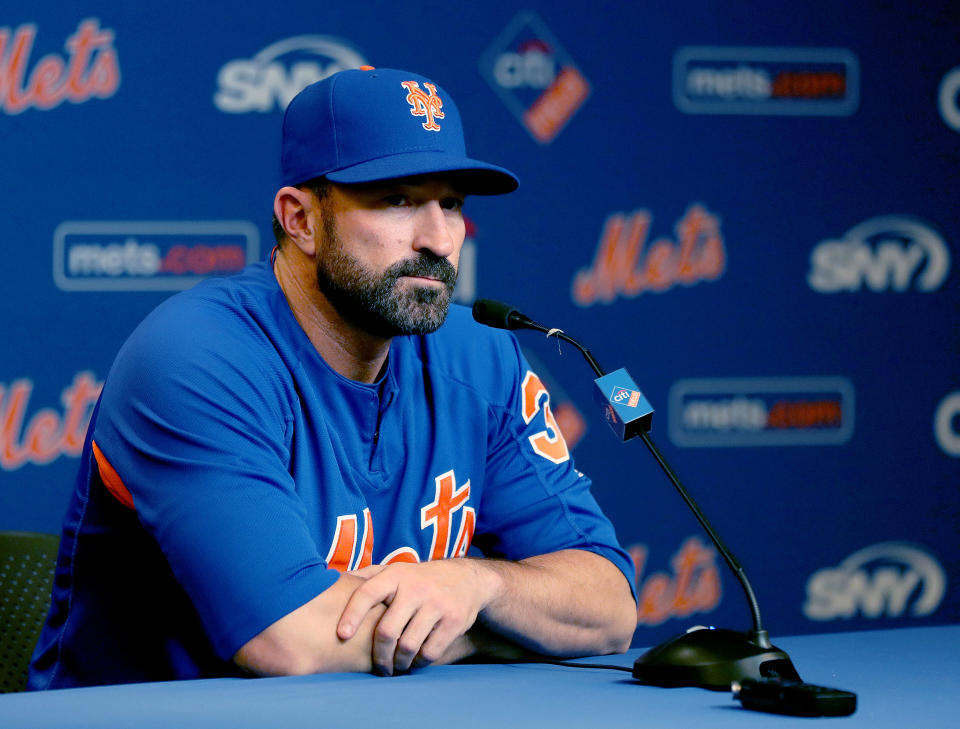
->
xmin=314 ymin=214 xmax=458 ymax=338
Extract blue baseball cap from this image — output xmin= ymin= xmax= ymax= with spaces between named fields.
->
xmin=280 ymin=67 xmax=519 ymax=195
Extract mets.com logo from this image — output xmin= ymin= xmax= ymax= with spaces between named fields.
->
xmin=214 ymin=35 xmax=367 ymax=113
xmin=804 ymin=542 xmax=946 ymax=621
xmin=53 ymin=221 xmax=259 ymax=291
xmin=673 ymin=46 xmax=859 ymax=116
xmin=668 ymin=376 xmax=854 ymax=447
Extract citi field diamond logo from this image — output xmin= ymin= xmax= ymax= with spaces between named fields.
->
xmin=480 ymin=11 xmax=590 ymax=144
xmin=611 ymin=387 xmax=642 ymax=408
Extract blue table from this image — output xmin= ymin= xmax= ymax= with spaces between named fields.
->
xmin=2 ymin=626 xmax=957 ymax=728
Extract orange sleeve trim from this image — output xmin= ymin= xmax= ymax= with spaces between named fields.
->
xmin=92 ymin=441 xmax=136 ymax=510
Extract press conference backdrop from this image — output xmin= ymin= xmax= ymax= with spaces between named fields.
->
xmin=2 ymin=1 xmax=957 ymax=649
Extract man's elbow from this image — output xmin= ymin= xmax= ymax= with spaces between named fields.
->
xmin=603 ymin=592 xmax=638 ymax=654
xmin=234 ymin=634 xmax=325 ymax=677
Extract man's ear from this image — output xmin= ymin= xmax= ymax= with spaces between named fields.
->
xmin=274 ymin=186 xmax=320 ymax=256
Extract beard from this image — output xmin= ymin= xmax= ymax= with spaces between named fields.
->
xmin=314 ymin=211 xmax=458 ymax=338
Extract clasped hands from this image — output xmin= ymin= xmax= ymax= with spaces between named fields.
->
xmin=338 ymin=558 xmax=502 ymax=676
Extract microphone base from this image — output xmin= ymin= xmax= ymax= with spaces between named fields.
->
xmin=632 ymin=627 xmax=800 ymax=691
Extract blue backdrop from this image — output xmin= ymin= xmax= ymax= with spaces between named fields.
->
xmin=2 ymin=0 xmax=957 ymax=649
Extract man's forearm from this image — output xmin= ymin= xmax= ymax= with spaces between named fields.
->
xmin=473 ymin=549 xmax=637 ymax=657
xmin=237 ymin=549 xmax=636 ymax=678
xmin=234 ymin=573 xmax=386 ymax=676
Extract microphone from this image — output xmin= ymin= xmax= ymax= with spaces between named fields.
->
xmin=471 ymin=298 xmax=540 ymax=332
xmin=472 ymin=299 xmax=609 ymax=383
xmin=472 ymin=298 xmax=800 ymax=691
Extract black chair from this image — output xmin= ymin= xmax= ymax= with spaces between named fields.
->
xmin=0 ymin=531 xmax=59 ymax=693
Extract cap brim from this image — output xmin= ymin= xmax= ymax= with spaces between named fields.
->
xmin=325 ymin=152 xmax=519 ymax=195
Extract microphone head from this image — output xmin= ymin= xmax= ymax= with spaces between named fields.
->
xmin=472 ymin=298 xmax=520 ymax=330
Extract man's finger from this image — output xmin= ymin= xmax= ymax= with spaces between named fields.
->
xmin=348 ymin=564 xmax=387 ymax=579
xmin=390 ymin=608 xmax=442 ymax=674
xmin=337 ymin=576 xmax=396 ymax=639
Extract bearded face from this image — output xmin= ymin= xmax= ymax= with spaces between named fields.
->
xmin=313 ymin=206 xmax=459 ymax=338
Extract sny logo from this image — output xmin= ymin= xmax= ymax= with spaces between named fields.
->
xmin=804 ymin=542 xmax=945 ymax=621
xmin=401 ymin=81 xmax=444 ymax=131
xmin=808 ymin=216 xmax=950 ymax=293
xmin=214 ymin=35 xmax=366 ymax=113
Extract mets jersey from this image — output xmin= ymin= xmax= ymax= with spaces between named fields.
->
xmin=28 ymin=261 xmax=636 ymax=688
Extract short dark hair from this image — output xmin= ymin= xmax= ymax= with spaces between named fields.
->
xmin=272 ymin=177 xmax=331 ymax=246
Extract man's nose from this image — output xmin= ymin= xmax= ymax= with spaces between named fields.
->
xmin=411 ymin=201 xmax=459 ymax=259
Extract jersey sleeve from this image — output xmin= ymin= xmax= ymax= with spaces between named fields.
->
xmin=91 ymin=293 xmax=338 ymax=660
xmin=474 ymin=331 xmax=638 ymax=602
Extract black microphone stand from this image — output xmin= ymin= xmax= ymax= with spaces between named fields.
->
xmin=474 ymin=300 xmax=800 ymax=691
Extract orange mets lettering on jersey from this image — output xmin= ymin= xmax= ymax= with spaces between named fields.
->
xmin=324 ymin=508 xmax=374 ymax=571
xmin=421 ymin=470 xmax=471 ymax=561
xmin=401 ymin=80 xmax=444 ymax=131
xmin=521 ymin=371 xmax=571 ymax=464
xmin=323 ymin=471 xmax=475 ymax=570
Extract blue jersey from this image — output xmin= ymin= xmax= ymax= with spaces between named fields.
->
xmin=29 ymin=261 xmax=636 ymax=688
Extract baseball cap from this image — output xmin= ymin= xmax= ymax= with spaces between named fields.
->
xmin=280 ymin=67 xmax=519 ymax=195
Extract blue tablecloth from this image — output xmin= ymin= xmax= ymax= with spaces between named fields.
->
xmin=2 ymin=626 xmax=957 ymax=728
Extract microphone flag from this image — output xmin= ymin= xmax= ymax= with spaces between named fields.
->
xmin=593 ymin=368 xmax=654 ymax=441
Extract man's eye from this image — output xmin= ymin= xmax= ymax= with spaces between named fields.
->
xmin=441 ymin=197 xmax=464 ymax=211
xmin=384 ymin=194 xmax=409 ymax=206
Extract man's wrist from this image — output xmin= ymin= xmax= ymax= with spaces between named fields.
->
xmin=464 ymin=555 xmax=511 ymax=613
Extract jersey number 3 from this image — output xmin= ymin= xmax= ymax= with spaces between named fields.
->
xmin=521 ymin=371 xmax=570 ymax=464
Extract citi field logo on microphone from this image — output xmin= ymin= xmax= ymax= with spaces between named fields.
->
xmin=612 ymin=387 xmax=642 ymax=408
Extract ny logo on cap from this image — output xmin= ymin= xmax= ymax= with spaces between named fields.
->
xmin=401 ymin=81 xmax=445 ymax=131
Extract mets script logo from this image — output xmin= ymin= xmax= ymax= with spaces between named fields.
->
xmin=572 ymin=204 xmax=726 ymax=306
xmin=0 ymin=18 xmax=120 ymax=115
xmin=401 ymin=80 xmax=444 ymax=131
xmin=0 ymin=372 xmax=102 ymax=471
xmin=629 ymin=536 xmax=722 ymax=625
xmin=804 ymin=543 xmax=946 ymax=621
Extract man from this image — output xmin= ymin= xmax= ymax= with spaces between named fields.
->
xmin=29 ymin=67 xmax=637 ymax=688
